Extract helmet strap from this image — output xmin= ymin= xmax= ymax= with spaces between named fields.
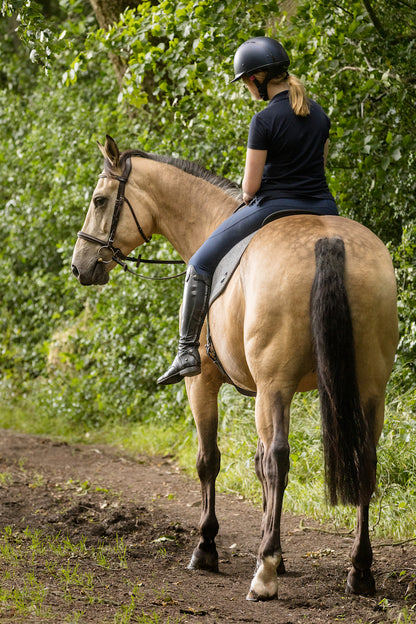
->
xmin=251 ymin=76 xmax=267 ymax=101
xmin=250 ymin=70 xmax=289 ymax=101
xmin=252 ymin=70 xmax=276 ymax=101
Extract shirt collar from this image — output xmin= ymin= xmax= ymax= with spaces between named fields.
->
xmin=269 ymin=90 xmax=289 ymax=104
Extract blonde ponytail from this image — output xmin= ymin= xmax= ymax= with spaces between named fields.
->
xmin=245 ymin=70 xmax=311 ymax=116
xmin=288 ymin=74 xmax=310 ymax=117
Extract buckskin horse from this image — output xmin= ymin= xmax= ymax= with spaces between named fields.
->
xmin=71 ymin=136 xmax=398 ymax=601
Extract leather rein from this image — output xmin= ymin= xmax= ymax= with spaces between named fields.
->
xmin=77 ymin=156 xmax=185 ymax=281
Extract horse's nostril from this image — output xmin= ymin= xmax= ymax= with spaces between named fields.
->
xmin=72 ymin=265 xmax=79 ymax=278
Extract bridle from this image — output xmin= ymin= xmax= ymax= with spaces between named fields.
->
xmin=77 ymin=156 xmax=185 ymax=281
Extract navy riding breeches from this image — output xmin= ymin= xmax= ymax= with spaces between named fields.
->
xmin=189 ymin=197 xmax=339 ymax=278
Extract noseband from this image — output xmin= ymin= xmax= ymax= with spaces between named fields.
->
xmin=77 ymin=156 xmax=185 ymax=280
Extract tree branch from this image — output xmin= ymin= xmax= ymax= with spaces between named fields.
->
xmin=391 ymin=0 xmax=416 ymax=13
xmin=361 ymin=0 xmax=388 ymax=38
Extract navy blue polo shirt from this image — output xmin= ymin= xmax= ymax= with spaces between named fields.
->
xmin=247 ymin=91 xmax=334 ymax=201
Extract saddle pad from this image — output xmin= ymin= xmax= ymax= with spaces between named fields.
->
xmin=209 ymin=232 xmax=256 ymax=307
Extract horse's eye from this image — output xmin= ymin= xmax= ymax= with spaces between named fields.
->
xmin=94 ymin=195 xmax=107 ymax=209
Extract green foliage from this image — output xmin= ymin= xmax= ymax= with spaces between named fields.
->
xmin=0 ymin=0 xmax=185 ymax=427
xmin=69 ymin=0 xmax=283 ymax=177
xmin=288 ymin=1 xmax=416 ymax=242
xmin=0 ymin=0 xmax=287 ymax=428
xmin=391 ymin=223 xmax=416 ymax=388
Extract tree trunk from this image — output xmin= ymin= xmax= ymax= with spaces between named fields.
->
xmin=88 ymin=0 xmax=139 ymax=86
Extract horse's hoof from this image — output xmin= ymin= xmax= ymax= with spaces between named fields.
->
xmin=187 ymin=548 xmax=219 ymax=573
xmin=246 ymin=588 xmax=277 ymax=602
xmin=277 ymin=557 xmax=286 ymax=575
xmin=246 ymin=588 xmax=260 ymax=602
xmin=346 ymin=568 xmax=376 ymax=596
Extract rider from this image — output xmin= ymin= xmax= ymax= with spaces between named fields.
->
xmin=157 ymin=36 xmax=338 ymax=386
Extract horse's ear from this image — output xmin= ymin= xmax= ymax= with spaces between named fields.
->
xmin=97 ymin=135 xmax=120 ymax=167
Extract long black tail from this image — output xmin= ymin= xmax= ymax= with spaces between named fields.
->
xmin=310 ymin=237 xmax=375 ymax=506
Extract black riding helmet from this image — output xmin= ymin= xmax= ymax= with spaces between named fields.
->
xmin=231 ymin=36 xmax=290 ymax=101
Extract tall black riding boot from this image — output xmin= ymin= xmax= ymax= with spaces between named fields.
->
xmin=157 ymin=266 xmax=211 ymax=385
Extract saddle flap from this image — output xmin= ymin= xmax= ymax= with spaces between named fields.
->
xmin=209 ymin=232 xmax=256 ymax=307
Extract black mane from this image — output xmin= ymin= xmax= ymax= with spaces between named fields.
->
xmin=105 ymin=149 xmax=242 ymax=200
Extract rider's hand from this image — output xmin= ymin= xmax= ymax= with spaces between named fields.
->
xmin=243 ymin=192 xmax=254 ymax=204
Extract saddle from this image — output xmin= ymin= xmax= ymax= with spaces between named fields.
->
xmin=206 ymin=208 xmax=321 ymax=396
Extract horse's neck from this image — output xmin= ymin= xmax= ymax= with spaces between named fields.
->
xmin=134 ymin=159 xmax=240 ymax=262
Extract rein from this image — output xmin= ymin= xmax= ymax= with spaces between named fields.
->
xmin=77 ymin=156 xmax=186 ymax=281
xmin=111 ymin=254 xmax=186 ymax=281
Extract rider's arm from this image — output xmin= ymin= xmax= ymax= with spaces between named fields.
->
xmin=242 ymin=148 xmax=267 ymax=204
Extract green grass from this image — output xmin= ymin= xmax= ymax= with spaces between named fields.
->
xmin=0 ymin=523 xmax=183 ymax=624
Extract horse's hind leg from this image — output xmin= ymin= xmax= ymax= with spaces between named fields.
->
xmin=254 ymin=439 xmax=286 ymax=575
xmin=347 ymin=398 xmax=381 ymax=595
xmin=347 ymin=504 xmax=376 ymax=595
xmin=247 ymin=389 xmax=291 ymax=601
xmin=185 ymin=364 xmax=222 ymax=572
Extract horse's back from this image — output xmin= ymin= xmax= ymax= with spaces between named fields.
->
xmin=209 ymin=215 xmax=398 ymax=395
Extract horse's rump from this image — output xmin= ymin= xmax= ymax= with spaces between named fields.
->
xmin=209 ymin=215 xmax=398 ymax=400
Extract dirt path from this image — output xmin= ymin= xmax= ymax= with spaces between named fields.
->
xmin=0 ymin=429 xmax=415 ymax=623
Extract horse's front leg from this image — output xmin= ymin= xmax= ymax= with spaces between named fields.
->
xmin=185 ymin=355 xmax=223 ymax=572
xmin=247 ymin=390 xmax=291 ymax=601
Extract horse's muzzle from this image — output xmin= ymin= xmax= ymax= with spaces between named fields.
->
xmin=71 ymin=260 xmax=109 ymax=286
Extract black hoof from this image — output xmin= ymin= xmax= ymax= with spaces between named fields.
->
xmin=346 ymin=568 xmax=376 ymax=596
xmin=187 ymin=547 xmax=219 ymax=573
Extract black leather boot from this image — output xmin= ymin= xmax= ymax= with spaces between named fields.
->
xmin=157 ymin=266 xmax=211 ymax=385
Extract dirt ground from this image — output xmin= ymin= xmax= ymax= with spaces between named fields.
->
xmin=0 ymin=429 xmax=415 ymax=623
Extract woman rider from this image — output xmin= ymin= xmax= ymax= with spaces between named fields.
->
xmin=157 ymin=36 xmax=338 ymax=386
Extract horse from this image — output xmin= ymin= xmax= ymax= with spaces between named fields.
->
xmin=71 ymin=135 xmax=399 ymax=601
